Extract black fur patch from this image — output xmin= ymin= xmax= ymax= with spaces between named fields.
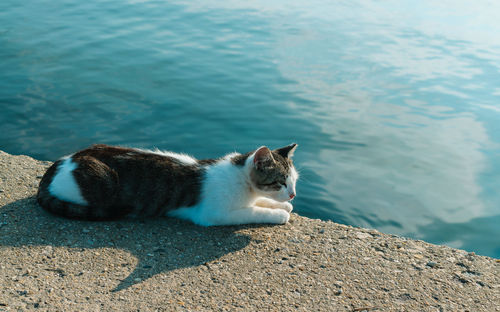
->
xmin=198 ymin=158 xmax=219 ymax=166
xmin=37 ymin=145 xmax=206 ymax=220
xmin=231 ymin=152 xmax=252 ymax=166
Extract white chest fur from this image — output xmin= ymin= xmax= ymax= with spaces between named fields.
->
xmin=168 ymin=153 xmax=293 ymax=226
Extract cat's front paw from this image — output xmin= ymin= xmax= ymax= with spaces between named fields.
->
xmin=279 ymin=202 xmax=293 ymax=213
xmin=274 ymin=210 xmax=290 ymax=224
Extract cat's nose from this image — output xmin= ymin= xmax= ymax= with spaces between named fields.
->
xmin=289 ymin=193 xmax=295 ymax=199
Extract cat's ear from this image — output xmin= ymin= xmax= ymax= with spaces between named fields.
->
xmin=253 ymin=146 xmax=275 ymax=169
xmin=274 ymin=143 xmax=298 ymax=159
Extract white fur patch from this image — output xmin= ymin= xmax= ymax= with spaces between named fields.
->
xmin=286 ymin=166 xmax=298 ymax=197
xmin=289 ymin=166 xmax=299 ymax=186
xmin=169 ymin=155 xmax=254 ymax=225
xmin=168 ymin=151 xmax=296 ymax=226
xmin=224 ymin=152 xmax=240 ymax=160
xmin=136 ymin=148 xmax=198 ymax=165
xmin=49 ymin=157 xmax=88 ymax=205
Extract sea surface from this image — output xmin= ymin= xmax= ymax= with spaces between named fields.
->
xmin=1 ymin=0 xmax=499 ymax=257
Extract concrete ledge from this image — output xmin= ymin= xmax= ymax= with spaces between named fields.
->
xmin=0 ymin=150 xmax=498 ymax=311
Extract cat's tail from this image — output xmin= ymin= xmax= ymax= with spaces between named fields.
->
xmin=36 ymin=160 xmax=88 ymax=219
xmin=37 ymin=187 xmax=92 ymax=220
xmin=36 ymin=160 xmax=128 ymax=220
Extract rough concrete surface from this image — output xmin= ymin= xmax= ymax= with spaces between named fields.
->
xmin=0 ymin=150 xmax=499 ymax=311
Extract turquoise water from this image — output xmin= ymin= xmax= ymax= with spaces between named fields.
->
xmin=1 ymin=0 xmax=499 ymax=257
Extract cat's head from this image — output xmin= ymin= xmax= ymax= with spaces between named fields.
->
xmin=250 ymin=143 xmax=298 ymax=202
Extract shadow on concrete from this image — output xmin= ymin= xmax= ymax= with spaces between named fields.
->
xmin=0 ymin=196 xmax=252 ymax=292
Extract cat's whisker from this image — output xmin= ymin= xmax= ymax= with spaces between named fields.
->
xmin=292 ymin=166 xmax=313 ymax=183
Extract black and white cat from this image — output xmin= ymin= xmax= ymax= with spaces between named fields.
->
xmin=37 ymin=144 xmax=298 ymax=226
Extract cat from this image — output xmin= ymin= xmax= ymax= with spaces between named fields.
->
xmin=37 ymin=143 xmax=298 ymax=226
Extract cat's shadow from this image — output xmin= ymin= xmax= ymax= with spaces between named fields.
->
xmin=0 ymin=196 xmax=252 ymax=292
